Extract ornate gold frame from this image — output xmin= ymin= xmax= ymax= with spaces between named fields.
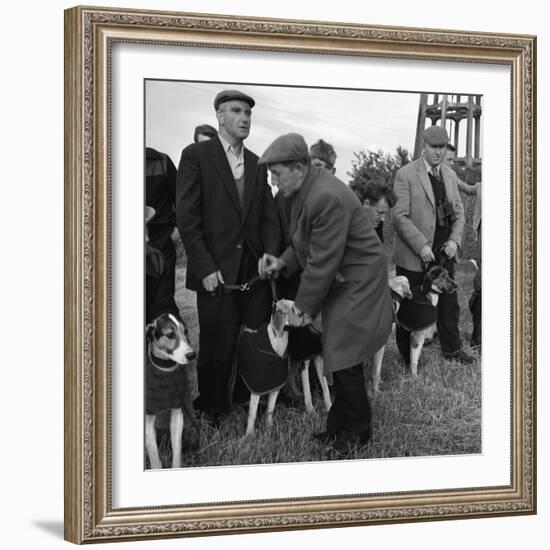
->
xmin=64 ymin=5 xmax=536 ymax=544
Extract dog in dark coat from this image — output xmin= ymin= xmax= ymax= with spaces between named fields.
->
xmin=372 ymin=275 xmax=413 ymax=392
xmin=286 ymin=320 xmax=332 ymax=413
xmin=396 ymin=266 xmax=457 ymax=378
xmin=145 ymin=313 xmax=197 ymax=469
xmin=235 ymin=300 xmax=295 ymax=437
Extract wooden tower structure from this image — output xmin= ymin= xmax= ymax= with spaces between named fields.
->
xmin=413 ymin=93 xmax=482 ymax=167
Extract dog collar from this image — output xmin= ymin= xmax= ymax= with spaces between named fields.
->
xmin=147 ymin=345 xmax=179 ymax=372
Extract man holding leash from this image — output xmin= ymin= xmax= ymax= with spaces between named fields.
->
xmin=176 ymin=90 xmax=281 ymax=424
xmin=391 ymin=125 xmax=474 ymax=365
xmin=258 ymin=133 xmax=393 ymax=455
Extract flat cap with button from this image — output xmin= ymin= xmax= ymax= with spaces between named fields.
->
xmin=258 ymin=133 xmax=309 ymax=165
xmin=213 ymin=89 xmax=255 ymax=111
xmin=422 ymin=125 xmax=449 ymax=146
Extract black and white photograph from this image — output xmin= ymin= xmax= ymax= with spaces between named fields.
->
xmin=144 ymin=80 xmax=483 ymax=469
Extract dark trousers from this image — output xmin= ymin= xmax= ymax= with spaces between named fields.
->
xmin=470 ymin=229 xmax=482 ymax=346
xmin=469 ymin=284 xmax=481 ymax=346
xmin=195 ymin=255 xmax=272 ymax=416
xmin=326 ymin=363 xmax=371 ymax=443
xmin=395 ymin=264 xmax=462 ymax=360
xmin=146 ymin=237 xmax=180 ymax=323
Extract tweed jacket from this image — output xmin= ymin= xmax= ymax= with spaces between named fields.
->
xmin=176 ymin=136 xmax=281 ymax=291
xmin=391 ymin=157 xmax=465 ymax=272
xmin=280 ymin=166 xmax=392 ymax=374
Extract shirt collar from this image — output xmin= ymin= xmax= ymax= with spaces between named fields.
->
xmin=218 ymin=133 xmax=244 ymax=158
xmin=423 ymin=155 xmax=440 ymax=176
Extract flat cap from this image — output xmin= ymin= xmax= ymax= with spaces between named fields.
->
xmin=422 ymin=125 xmax=449 ymax=146
xmin=258 ymin=133 xmax=309 ymax=165
xmin=214 ymin=89 xmax=255 ymax=110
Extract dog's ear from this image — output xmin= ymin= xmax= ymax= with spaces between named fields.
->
xmin=403 ymin=279 xmax=413 ymax=299
xmin=146 ymin=322 xmax=156 ymax=342
xmin=422 ymin=269 xmax=434 ymax=294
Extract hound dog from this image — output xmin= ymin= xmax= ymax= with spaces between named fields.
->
xmin=235 ymin=300 xmax=296 ymax=437
xmin=394 ymin=265 xmax=457 ymax=379
xmin=372 ymin=276 xmax=413 ymax=392
xmin=145 ymin=313 xmax=197 ymax=469
xmin=286 ymin=319 xmax=332 ymax=414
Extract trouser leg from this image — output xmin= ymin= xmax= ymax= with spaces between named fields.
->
xmin=470 ymin=266 xmax=482 ymax=347
xmin=326 ymin=363 xmax=371 ymax=443
xmin=196 ymin=291 xmax=240 ymax=416
xmin=436 ymin=263 xmax=462 ymax=353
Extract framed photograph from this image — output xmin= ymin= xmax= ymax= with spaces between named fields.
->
xmin=64 ymin=5 xmax=536 ymax=544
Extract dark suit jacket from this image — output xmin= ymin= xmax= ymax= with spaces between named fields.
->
xmin=176 ymin=136 xmax=281 ymax=291
xmin=280 ymin=166 xmax=392 ymax=373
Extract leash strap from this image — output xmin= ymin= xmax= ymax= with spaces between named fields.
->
xmin=221 ymin=274 xmax=261 ymax=293
xmin=269 ymin=277 xmax=278 ymax=303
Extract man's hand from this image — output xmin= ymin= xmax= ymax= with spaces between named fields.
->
xmin=202 ymin=270 xmax=224 ymax=292
xmin=258 ymin=253 xmax=285 ymax=279
xmin=442 ymin=239 xmax=458 ymax=259
xmin=419 ymin=245 xmax=435 ymax=263
xmin=290 ymin=304 xmax=313 ymax=327
xmin=170 ymin=227 xmax=180 ymax=243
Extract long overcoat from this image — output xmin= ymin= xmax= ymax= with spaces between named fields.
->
xmin=280 ymin=166 xmax=392 ymax=374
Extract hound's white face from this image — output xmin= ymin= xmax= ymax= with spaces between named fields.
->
xmin=148 ymin=313 xmax=196 ymax=365
xmin=271 ymin=300 xmax=294 ymax=337
xmin=390 ymin=275 xmax=413 ymax=300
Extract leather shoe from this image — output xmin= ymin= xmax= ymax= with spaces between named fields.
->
xmin=443 ymin=349 xmax=476 ymax=364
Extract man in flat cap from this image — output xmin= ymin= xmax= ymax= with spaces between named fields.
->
xmin=176 ymin=90 xmax=281 ymax=423
xmin=391 ymin=125 xmax=474 ymax=365
xmin=258 ymin=133 xmax=393 ymax=455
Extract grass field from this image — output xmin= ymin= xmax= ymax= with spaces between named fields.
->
xmin=157 ymin=245 xmax=481 ymax=468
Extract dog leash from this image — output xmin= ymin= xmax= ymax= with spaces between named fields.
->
xmin=220 ymin=274 xmax=262 ymax=293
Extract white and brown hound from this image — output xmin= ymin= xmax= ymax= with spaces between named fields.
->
xmin=145 ymin=313 xmax=197 ymax=469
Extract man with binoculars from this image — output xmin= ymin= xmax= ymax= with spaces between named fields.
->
xmin=391 ymin=125 xmax=475 ymax=366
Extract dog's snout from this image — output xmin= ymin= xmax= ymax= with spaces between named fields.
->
xmin=186 ymin=350 xmax=197 ymax=361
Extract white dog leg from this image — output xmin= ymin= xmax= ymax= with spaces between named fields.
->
xmin=372 ymin=346 xmax=385 ymax=393
xmin=245 ymin=393 xmax=261 ymax=437
xmin=314 ymin=356 xmax=332 ymax=411
xmin=410 ymin=334 xmax=426 ymax=378
xmin=169 ymin=408 xmax=184 ymax=469
xmin=266 ymin=389 xmax=280 ymax=427
xmin=301 ymin=360 xmax=314 ymax=413
xmin=145 ymin=414 xmax=162 ymax=469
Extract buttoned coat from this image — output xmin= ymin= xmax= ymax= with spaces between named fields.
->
xmin=391 ymin=157 xmax=465 ymax=272
xmin=281 ymin=166 xmax=393 ymax=374
xmin=176 ymin=136 xmax=281 ymax=291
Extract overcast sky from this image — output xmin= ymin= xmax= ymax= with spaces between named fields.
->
xmin=145 ymin=80 xmax=421 ymax=181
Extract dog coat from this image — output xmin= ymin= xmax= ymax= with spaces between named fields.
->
xmin=287 ymin=325 xmax=322 ymax=361
xmin=145 ymin=351 xmax=187 ymax=415
xmin=396 ymin=287 xmax=438 ymax=332
xmin=236 ymin=324 xmax=288 ymax=395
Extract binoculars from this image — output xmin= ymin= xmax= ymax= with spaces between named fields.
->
xmin=436 ymin=201 xmax=456 ymax=227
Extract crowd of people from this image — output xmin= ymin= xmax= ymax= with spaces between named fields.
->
xmin=145 ymin=88 xmax=481 ymax=455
